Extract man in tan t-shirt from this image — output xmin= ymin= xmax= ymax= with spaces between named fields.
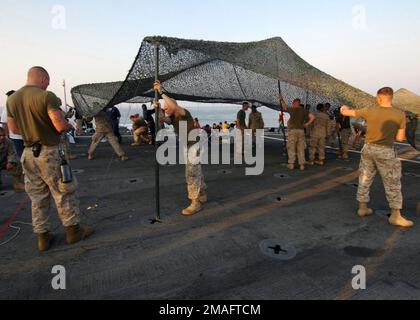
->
xmin=341 ymin=87 xmax=413 ymax=228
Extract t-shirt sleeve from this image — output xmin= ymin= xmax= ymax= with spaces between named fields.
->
xmin=46 ymin=92 xmax=61 ymax=112
xmin=399 ymin=113 xmax=407 ymax=130
xmin=6 ymin=101 xmax=14 ymax=118
xmin=354 ymin=108 xmax=369 ymax=119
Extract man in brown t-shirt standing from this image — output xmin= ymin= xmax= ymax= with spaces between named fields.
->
xmin=341 ymin=87 xmax=413 ymax=228
xmin=279 ymin=96 xmax=315 ymax=171
xmin=7 ymin=67 xmax=93 ymax=252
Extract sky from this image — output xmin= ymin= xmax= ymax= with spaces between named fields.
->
xmin=0 ymin=0 xmax=419 ymax=107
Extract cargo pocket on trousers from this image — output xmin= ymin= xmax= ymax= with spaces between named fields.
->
xmin=58 ymin=176 xmax=79 ymax=194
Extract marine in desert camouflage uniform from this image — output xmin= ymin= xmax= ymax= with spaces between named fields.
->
xmin=279 ymin=96 xmax=316 ymax=171
xmin=308 ymin=104 xmax=331 ymax=166
xmin=88 ymin=106 xmax=128 ymax=161
xmin=336 ymin=113 xmax=354 ymax=160
xmin=6 ymin=66 xmax=93 ymax=252
xmin=341 ymin=87 xmax=413 ymax=228
xmin=154 ymin=81 xmax=207 ymax=216
xmin=0 ymin=127 xmax=25 ymax=191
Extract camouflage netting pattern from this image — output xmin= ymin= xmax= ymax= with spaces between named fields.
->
xmin=71 ymin=36 xmax=378 ymax=118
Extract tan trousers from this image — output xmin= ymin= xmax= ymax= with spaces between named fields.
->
xmin=88 ymin=132 xmax=125 ymax=157
xmin=21 ymin=146 xmax=81 ymax=234
xmin=288 ymin=129 xmax=306 ymax=165
xmin=309 ymin=135 xmax=326 ymax=161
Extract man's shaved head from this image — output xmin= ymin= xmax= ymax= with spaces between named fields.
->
xmin=27 ymin=66 xmax=50 ymax=90
xmin=376 ymin=87 xmax=394 ymax=106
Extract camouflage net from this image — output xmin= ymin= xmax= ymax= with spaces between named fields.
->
xmin=71 ymin=36 xmax=377 ymax=117
xmin=71 ymin=36 xmax=418 ymax=150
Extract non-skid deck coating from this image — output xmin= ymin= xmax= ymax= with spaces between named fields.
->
xmin=0 ymin=137 xmax=419 ymax=300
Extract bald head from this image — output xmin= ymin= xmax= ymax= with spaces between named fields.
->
xmin=27 ymin=66 xmax=50 ymax=90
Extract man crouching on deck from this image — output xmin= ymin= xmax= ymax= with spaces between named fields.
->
xmin=341 ymin=87 xmax=413 ymax=228
xmin=153 ymin=81 xmax=207 ymax=216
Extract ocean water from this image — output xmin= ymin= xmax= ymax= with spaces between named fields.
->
xmin=118 ymin=101 xmax=285 ymax=129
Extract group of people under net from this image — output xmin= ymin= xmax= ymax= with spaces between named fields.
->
xmin=1 ymin=67 xmax=414 ymax=253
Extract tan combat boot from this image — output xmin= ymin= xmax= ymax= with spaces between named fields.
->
xmin=357 ymin=203 xmax=374 ymax=217
xmin=37 ymin=233 xmax=55 ymax=252
xmin=299 ymin=165 xmax=305 ymax=171
xmin=315 ymin=160 xmax=325 ymax=166
xmin=121 ymin=156 xmax=129 ymax=161
xmin=66 ymin=225 xmax=94 ymax=245
xmin=199 ymin=191 xmax=208 ymax=204
xmin=287 ymin=164 xmax=295 ymax=170
xmin=389 ymin=210 xmax=414 ymax=228
xmin=13 ymin=176 xmax=25 ymax=192
xmin=182 ymin=200 xmax=202 ymax=216
xmin=88 ymin=154 xmax=94 ymax=161
xmin=307 ymin=160 xmax=315 ymax=166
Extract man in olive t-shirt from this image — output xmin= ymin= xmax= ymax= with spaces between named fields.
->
xmin=6 ymin=66 xmax=93 ymax=252
xmin=341 ymin=87 xmax=413 ymax=228
xmin=236 ymin=102 xmax=250 ymax=156
xmin=279 ymin=96 xmax=316 ymax=171
xmin=154 ymin=81 xmax=207 ymax=217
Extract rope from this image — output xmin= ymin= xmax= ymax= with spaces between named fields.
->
xmin=232 ymin=65 xmax=248 ymax=101
xmin=0 ymin=221 xmax=32 ymax=247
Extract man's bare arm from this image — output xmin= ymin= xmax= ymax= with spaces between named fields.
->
xmin=340 ymin=105 xmax=357 ymax=118
xmin=48 ymin=109 xmax=73 ymax=133
xmin=278 ymin=95 xmax=289 ymax=111
xmin=7 ymin=117 xmax=21 ymax=135
xmin=396 ymin=128 xmax=406 ymax=143
xmin=304 ymin=113 xmax=316 ymax=128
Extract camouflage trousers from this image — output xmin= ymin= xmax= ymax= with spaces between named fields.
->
xmin=340 ymin=128 xmax=353 ymax=155
xmin=21 ymin=146 xmax=81 ymax=234
xmin=309 ymin=135 xmax=326 ymax=161
xmin=75 ymin=119 xmax=83 ymax=135
xmin=357 ymin=144 xmax=403 ymax=209
xmin=88 ymin=131 xmax=125 ymax=157
xmin=287 ymin=129 xmax=306 ymax=165
xmin=185 ymin=144 xmax=207 ymax=201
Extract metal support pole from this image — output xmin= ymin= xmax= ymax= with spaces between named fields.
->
xmin=278 ymin=80 xmax=288 ymax=157
xmin=63 ymin=80 xmax=68 ymax=113
xmin=154 ymin=43 xmax=161 ymax=222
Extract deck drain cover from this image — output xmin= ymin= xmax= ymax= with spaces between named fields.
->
xmin=267 ymin=195 xmax=288 ymax=203
xmin=217 ymin=169 xmax=232 ymax=175
xmin=274 ymin=173 xmax=291 ymax=179
xmin=126 ymin=178 xmax=144 ymax=184
xmin=260 ymin=239 xmax=297 ymax=261
xmin=376 ymin=210 xmax=391 ymax=219
xmin=346 ymin=183 xmax=359 ymax=188
xmin=72 ymin=169 xmax=85 ymax=175
xmin=0 ymin=190 xmax=14 ymax=198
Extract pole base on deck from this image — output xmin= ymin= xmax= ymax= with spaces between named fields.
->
xmin=149 ymin=218 xmax=163 ymax=225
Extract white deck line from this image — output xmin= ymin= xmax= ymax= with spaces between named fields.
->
xmin=264 ymin=136 xmax=420 ymax=165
